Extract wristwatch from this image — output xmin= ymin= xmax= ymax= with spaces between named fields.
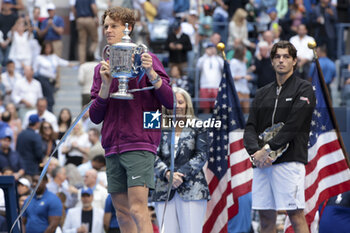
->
xmin=150 ymin=74 xmax=161 ymax=85
xmin=264 ymin=144 xmax=271 ymax=153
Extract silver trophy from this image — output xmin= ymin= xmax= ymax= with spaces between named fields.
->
xmin=102 ymin=23 xmax=148 ymax=99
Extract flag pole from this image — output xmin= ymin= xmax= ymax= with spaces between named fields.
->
xmin=308 ymin=41 xmax=350 ymax=167
xmin=217 ymin=42 xmax=227 ymax=61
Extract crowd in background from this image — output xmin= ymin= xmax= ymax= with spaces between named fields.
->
xmin=0 ymin=0 xmax=350 ymax=232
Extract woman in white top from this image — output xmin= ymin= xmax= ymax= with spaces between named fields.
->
xmin=61 ymin=120 xmax=91 ymax=166
xmin=227 ymin=8 xmax=255 ymax=50
xmin=33 ymin=41 xmax=72 ymax=112
xmin=230 ymin=44 xmax=252 ymax=114
xmin=8 ymin=17 xmax=33 ymax=72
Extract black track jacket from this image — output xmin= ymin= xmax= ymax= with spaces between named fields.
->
xmin=244 ymin=74 xmax=316 ymax=165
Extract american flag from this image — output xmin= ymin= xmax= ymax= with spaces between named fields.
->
xmin=285 ymin=64 xmax=350 ymax=232
xmin=203 ymin=61 xmax=253 ymax=233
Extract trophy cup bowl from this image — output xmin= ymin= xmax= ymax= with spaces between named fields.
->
xmin=102 ymin=23 xmax=148 ymax=100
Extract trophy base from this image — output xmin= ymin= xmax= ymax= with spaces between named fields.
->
xmin=110 ymin=92 xmax=134 ymax=100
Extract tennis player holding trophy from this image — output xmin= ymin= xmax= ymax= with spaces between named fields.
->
xmin=89 ymin=7 xmax=173 ymax=233
xmin=244 ymin=41 xmax=316 ymax=233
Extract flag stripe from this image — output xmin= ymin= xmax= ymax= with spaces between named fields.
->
xmin=231 ymin=180 xmax=253 ymax=198
xmin=284 ymin=62 xmax=350 ymax=232
xmin=306 ymin=139 xmax=341 ymax=176
xmin=204 ymin=61 xmax=252 ymax=233
xmin=305 ymin=148 xmax=346 ymax=189
xmin=305 ymin=160 xmax=350 ymax=200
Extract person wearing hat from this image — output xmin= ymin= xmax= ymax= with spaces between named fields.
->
xmin=63 ymin=187 xmax=104 ymax=233
xmin=165 ymin=19 xmax=192 ymax=72
xmin=38 ymin=3 xmax=65 ymax=57
xmin=0 ymin=126 xmax=24 ymax=179
xmin=17 ymin=177 xmax=31 ymax=197
xmin=16 ymin=113 xmax=43 ymax=176
xmin=196 ymin=42 xmax=224 ymax=113
xmin=0 ymin=0 xmax=18 ymax=67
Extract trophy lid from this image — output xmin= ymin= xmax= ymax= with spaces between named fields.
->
xmin=122 ymin=23 xmax=132 ymax=43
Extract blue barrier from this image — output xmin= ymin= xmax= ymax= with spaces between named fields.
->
xmin=0 ymin=176 xmax=20 ymax=233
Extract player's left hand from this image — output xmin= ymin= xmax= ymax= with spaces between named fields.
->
xmin=141 ymin=53 xmax=153 ymax=74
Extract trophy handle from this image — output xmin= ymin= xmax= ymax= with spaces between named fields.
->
xmin=102 ymin=45 xmax=110 ymax=61
xmin=133 ymin=44 xmax=148 ymax=81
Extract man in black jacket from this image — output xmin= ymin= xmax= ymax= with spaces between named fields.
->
xmin=244 ymin=41 xmax=316 ymax=233
xmin=165 ymin=20 xmax=192 ymax=73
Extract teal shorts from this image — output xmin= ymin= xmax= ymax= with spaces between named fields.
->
xmin=105 ymin=150 xmax=155 ymax=193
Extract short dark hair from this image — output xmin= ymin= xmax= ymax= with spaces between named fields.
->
xmin=6 ymin=60 xmax=14 ymax=66
xmin=89 ymin=128 xmax=100 ymax=137
xmin=270 ymin=40 xmax=297 ymax=60
xmin=51 ymin=166 xmax=63 ymax=178
xmin=92 ymin=155 xmax=106 ymax=165
xmin=41 ymin=41 xmax=54 ymax=55
xmin=270 ymin=40 xmax=297 ymax=70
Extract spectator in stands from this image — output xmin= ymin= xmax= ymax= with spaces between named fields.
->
xmin=33 ymin=42 xmax=73 ymax=111
xmin=212 ymin=0 xmax=229 ymax=44
xmin=227 ymin=8 xmax=255 ymax=50
xmin=86 ymin=128 xmax=104 ymax=161
xmin=11 ymin=66 xmax=43 ymax=119
xmin=308 ymin=45 xmax=336 ymax=97
xmin=198 ymin=4 xmax=214 ymax=41
xmin=62 ymin=120 xmax=91 ymax=166
xmin=266 ymin=7 xmax=279 ymax=32
xmin=45 ymin=157 xmax=60 ymax=182
xmin=1 ymin=60 xmax=23 ymax=103
xmin=39 ymin=121 xmax=58 ymax=160
xmin=38 ymin=3 xmax=64 ymax=57
xmin=197 ymin=43 xmax=224 ymax=113
xmin=0 ymin=0 xmax=18 ymax=67
xmin=95 ymin=0 xmax=112 ymax=60
xmin=68 ymin=0 xmax=78 ymax=61
xmin=5 ymin=102 xmax=22 ymax=147
xmin=7 ymin=0 xmax=24 ymax=16
xmin=342 ymin=68 xmax=350 ymax=106
xmin=286 ymin=0 xmax=307 ymax=33
xmin=230 ymin=44 xmax=252 ymax=114
xmin=30 ymin=6 xmax=42 ymax=44
xmin=181 ymin=10 xmax=198 ymax=70
xmin=169 ymin=65 xmax=193 ymax=96
xmin=17 ymin=177 xmax=31 ymax=197
xmin=254 ymin=30 xmax=275 ymax=59
xmin=8 ymin=17 xmax=33 ymax=72
xmin=22 ymin=98 xmax=59 ymax=134
xmin=78 ymin=154 xmax=106 ymax=178
xmin=0 ymin=129 xmax=24 ymax=179
xmin=16 ymin=113 xmax=43 ymax=176
xmin=104 ymin=194 xmax=120 ymax=233
xmin=57 ymin=107 xmax=72 ymax=140
xmin=227 ymin=38 xmax=253 ymax=68
xmin=78 ymin=169 xmax=108 ymax=210
xmin=289 ymin=24 xmax=315 ymax=80
xmin=46 ymin=166 xmax=79 ymax=209
xmin=310 ymin=0 xmax=338 ymax=60
xmin=166 ymin=20 xmax=192 ymax=72
xmin=78 ymin=55 xmax=99 ymax=107
xmin=156 ymin=0 xmax=175 ymax=22
xmin=253 ymin=41 xmax=276 ymax=88
xmin=318 ymin=191 xmax=350 ymax=233
xmin=74 ymin=0 xmax=99 ymax=64
xmin=144 ymin=0 xmax=157 ymax=23
xmin=23 ymin=174 xmax=62 ymax=233
xmin=63 ymin=187 xmax=105 ymax=233
xmin=153 ymin=87 xmax=209 ymax=233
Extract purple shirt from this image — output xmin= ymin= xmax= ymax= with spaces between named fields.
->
xmin=89 ymin=53 xmax=173 ymax=156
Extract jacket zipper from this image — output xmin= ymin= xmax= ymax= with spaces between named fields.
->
xmin=271 ymin=85 xmax=282 ymax=125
